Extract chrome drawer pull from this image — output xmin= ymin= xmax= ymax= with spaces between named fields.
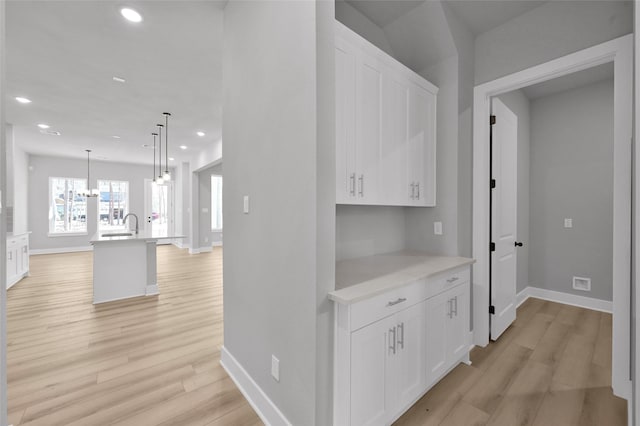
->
xmin=446 ymin=277 xmax=459 ymax=283
xmin=386 ymin=297 xmax=407 ymax=307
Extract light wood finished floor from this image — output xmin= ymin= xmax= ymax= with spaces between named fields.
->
xmin=7 ymin=246 xmax=263 ymax=426
xmin=8 ymin=247 xmax=626 ymax=426
xmin=395 ymin=297 xmax=626 ymax=426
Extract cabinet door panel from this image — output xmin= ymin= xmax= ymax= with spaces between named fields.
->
xmin=394 ymin=302 xmax=426 ymax=412
xmin=350 ymin=316 xmax=394 ymax=426
xmin=356 ymin=52 xmax=382 ymax=204
xmin=335 ymin=41 xmax=357 ymax=203
xmin=408 ymin=82 xmax=436 ymax=206
xmin=380 ymin=68 xmax=409 ymax=205
xmin=447 ymin=283 xmax=470 ymax=360
xmin=425 ymin=291 xmax=449 ymax=386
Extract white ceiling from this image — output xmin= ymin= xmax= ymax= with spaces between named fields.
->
xmin=6 ymin=1 xmax=223 ymax=166
xmin=446 ymin=1 xmax=546 ymax=35
xmin=521 ymin=62 xmax=614 ymax=99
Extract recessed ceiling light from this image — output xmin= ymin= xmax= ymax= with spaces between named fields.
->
xmin=112 ymin=76 xmax=126 ymax=83
xmin=169 ymin=157 xmax=175 ymax=161
xmin=15 ymin=97 xmax=31 ymax=104
xmin=37 ymin=123 xmax=50 ymax=129
xmin=112 ymin=135 xmax=121 ymax=139
xmin=196 ymin=131 xmax=205 ymax=137
xmin=121 ymin=7 xmax=142 ymax=23
xmin=179 ymin=145 xmax=187 ymax=150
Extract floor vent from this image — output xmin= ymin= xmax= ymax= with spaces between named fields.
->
xmin=572 ymin=276 xmax=591 ymax=292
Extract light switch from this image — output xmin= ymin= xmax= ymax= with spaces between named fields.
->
xmin=201 ymin=207 xmax=209 ymax=213
xmin=243 ymin=196 xmax=250 ymax=214
xmin=434 ymin=221 xmax=443 ymax=235
xmin=564 ymin=218 xmax=573 ymax=228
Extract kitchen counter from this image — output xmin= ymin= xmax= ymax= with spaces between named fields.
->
xmin=90 ymin=231 xmax=185 ymax=304
xmin=329 ymin=251 xmax=475 ymax=304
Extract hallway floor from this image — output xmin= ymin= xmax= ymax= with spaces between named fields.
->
xmin=395 ymin=298 xmax=626 ymax=426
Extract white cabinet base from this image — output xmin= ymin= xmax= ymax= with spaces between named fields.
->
xmin=7 ymin=232 xmax=30 ymax=289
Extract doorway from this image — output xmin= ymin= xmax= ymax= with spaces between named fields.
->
xmin=144 ymin=179 xmax=175 ymax=245
xmin=473 ymin=34 xmax=632 ymax=400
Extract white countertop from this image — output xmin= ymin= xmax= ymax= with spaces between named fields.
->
xmin=329 ymin=251 xmax=475 ymax=304
xmin=90 ymin=231 xmax=186 ymax=244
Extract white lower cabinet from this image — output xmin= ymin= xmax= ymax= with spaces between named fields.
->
xmin=334 ymin=267 xmax=471 ymax=426
xmin=7 ymin=233 xmax=30 ymax=289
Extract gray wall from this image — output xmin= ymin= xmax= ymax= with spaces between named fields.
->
xmin=28 ymin=154 xmax=155 ymax=250
xmin=222 ymin=2 xmax=333 ymax=424
xmin=197 ymin=162 xmax=222 ymax=247
xmin=475 ymin=1 xmax=632 ymax=84
xmin=334 ymin=0 xmax=394 ymax=56
xmin=12 ymin=144 xmax=28 ymax=235
xmin=336 ymin=206 xmax=405 ymax=261
xmin=496 ymin=90 xmax=530 ymax=294
xmin=529 ymin=80 xmax=614 ymax=301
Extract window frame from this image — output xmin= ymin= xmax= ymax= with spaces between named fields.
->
xmin=96 ymin=179 xmax=130 ymax=233
xmin=48 ymin=177 xmax=88 ymax=236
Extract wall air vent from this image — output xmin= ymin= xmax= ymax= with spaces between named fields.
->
xmin=572 ymin=276 xmax=591 ymax=292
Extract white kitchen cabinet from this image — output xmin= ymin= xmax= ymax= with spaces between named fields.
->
xmin=331 ymin=257 xmax=472 ymax=426
xmin=425 ymin=281 xmax=470 ymax=386
xmin=335 ymin=21 xmax=437 ymax=207
xmin=7 ymin=232 xmax=30 ymax=289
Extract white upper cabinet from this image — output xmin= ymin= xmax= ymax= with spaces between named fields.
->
xmin=335 ymin=22 xmax=437 ymax=207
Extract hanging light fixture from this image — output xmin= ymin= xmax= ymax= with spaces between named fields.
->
xmin=156 ymin=123 xmax=164 ymax=184
xmin=152 ymin=132 xmax=158 ymax=185
xmin=162 ymin=112 xmax=171 ymax=181
xmin=80 ymin=149 xmax=99 ymax=197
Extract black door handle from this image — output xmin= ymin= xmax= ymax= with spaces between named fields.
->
xmin=515 ymin=241 xmax=523 ymax=247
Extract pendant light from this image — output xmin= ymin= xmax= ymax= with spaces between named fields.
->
xmin=156 ymin=123 xmax=164 ymax=184
xmin=81 ymin=149 xmax=99 ymax=197
xmin=152 ymin=132 xmax=158 ymax=185
xmin=162 ymin=112 xmax=171 ymax=181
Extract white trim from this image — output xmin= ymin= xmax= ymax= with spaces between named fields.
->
xmin=212 ymin=241 xmax=223 ymax=247
xmin=220 ymin=346 xmax=291 ymax=426
xmin=47 ymin=232 xmax=88 ymax=238
xmin=188 ymin=246 xmax=214 ymax=255
xmin=516 ymin=286 xmax=612 ymax=313
xmin=172 ymin=241 xmax=190 ymax=250
xmin=30 ymin=246 xmax=93 ymax=255
xmin=472 ymin=34 xmax=632 ymax=401
xmin=145 ymin=285 xmax=159 ymax=296
xmin=92 ymin=292 xmax=148 ymax=305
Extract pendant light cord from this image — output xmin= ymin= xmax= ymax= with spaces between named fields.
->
xmin=157 ymin=124 xmax=164 ymax=180
xmin=163 ymin=112 xmax=171 ymax=175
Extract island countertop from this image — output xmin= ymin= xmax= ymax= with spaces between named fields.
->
xmin=90 ymin=232 xmax=186 ymax=244
xmin=329 ymin=251 xmax=475 ymax=304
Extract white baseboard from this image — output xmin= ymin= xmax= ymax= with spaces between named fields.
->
xmin=516 ymin=286 xmax=612 ymax=313
xmin=212 ymin=241 xmax=223 ymax=247
xmin=189 ymin=246 xmax=214 ymax=255
xmin=30 ymin=246 xmax=93 ymax=255
xmin=145 ymin=285 xmax=159 ymax=295
xmin=172 ymin=241 xmax=190 ymax=250
xmin=220 ymin=346 xmax=291 ymax=426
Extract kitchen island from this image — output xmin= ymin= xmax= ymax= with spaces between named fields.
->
xmin=90 ymin=231 xmax=185 ymax=304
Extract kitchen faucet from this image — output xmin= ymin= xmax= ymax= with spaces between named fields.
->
xmin=123 ymin=213 xmax=139 ymax=234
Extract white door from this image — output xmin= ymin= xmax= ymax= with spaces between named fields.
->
xmin=490 ymin=98 xmax=518 ymax=340
xmin=350 ymin=316 xmax=395 ymax=426
xmin=408 ymin=81 xmax=436 ymax=206
xmin=144 ymin=179 xmax=174 ymax=244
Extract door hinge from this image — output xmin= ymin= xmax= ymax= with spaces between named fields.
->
xmin=489 ymin=305 xmax=495 ymax=315
xmin=490 ymin=179 xmax=496 ymax=189
xmin=490 ymin=242 xmax=495 ymax=252
xmin=490 ymin=115 xmax=496 ymax=125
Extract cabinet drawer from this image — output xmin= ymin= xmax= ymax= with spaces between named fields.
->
xmin=426 ymin=267 xmax=470 ymax=299
xmin=350 ymin=279 xmax=426 ymax=331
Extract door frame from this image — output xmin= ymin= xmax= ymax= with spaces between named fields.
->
xmin=143 ymin=179 xmax=175 ymax=244
xmin=472 ymin=34 xmax=632 ymax=400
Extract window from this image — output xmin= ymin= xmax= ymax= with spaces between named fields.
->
xmin=49 ymin=177 xmax=87 ymax=234
xmin=211 ymin=175 xmax=222 ymax=230
xmin=97 ymin=180 xmax=129 ymax=232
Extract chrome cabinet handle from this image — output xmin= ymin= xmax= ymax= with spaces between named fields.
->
xmin=8 ymin=252 xmax=12 ymax=261
xmin=389 ymin=326 xmax=397 ymax=355
xmin=453 ymin=296 xmax=458 ymax=317
xmin=397 ymin=322 xmax=404 ymax=350
xmin=349 ymin=173 xmax=356 ymax=196
xmin=410 ymin=183 xmax=415 ymax=200
xmin=386 ymin=297 xmax=407 ymax=307
xmin=358 ymin=175 xmax=364 ymax=197
xmin=447 ymin=299 xmax=453 ymax=319
xmin=416 ymin=182 xmax=420 ymax=199
xmin=446 ymin=277 xmax=459 ymax=284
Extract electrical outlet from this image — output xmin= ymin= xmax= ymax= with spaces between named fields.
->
xmin=564 ymin=218 xmax=573 ymax=228
xmin=271 ymin=355 xmax=280 ymax=382
xmin=434 ymin=221 xmax=443 ymax=235
xmin=243 ymin=196 xmax=250 ymax=214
